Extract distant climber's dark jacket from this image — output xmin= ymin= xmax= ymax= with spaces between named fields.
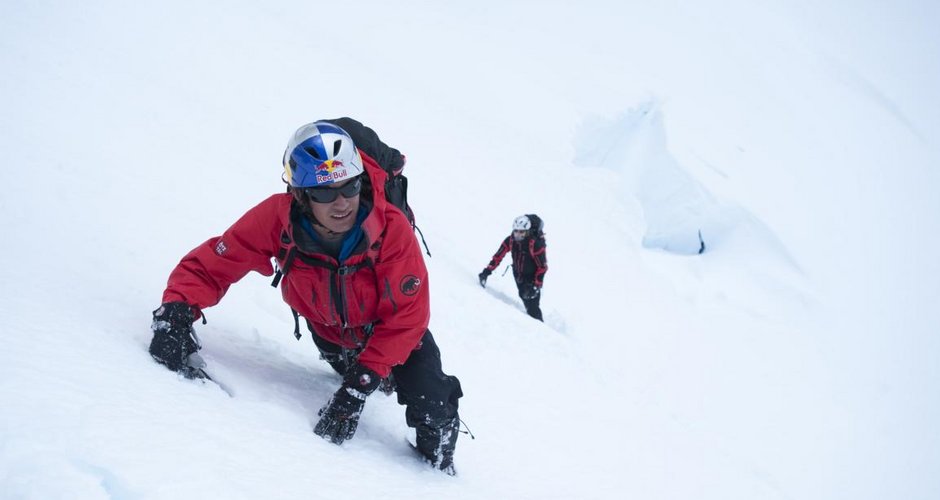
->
xmin=484 ymin=235 xmax=547 ymax=287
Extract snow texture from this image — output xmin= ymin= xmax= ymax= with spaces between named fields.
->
xmin=2 ymin=1 xmax=939 ymax=499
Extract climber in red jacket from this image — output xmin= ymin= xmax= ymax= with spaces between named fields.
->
xmin=148 ymin=119 xmax=461 ymax=474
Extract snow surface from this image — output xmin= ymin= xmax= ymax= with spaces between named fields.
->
xmin=2 ymin=1 xmax=939 ymax=499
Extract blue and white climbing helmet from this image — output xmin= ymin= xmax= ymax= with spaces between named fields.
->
xmin=283 ymin=121 xmax=364 ymax=188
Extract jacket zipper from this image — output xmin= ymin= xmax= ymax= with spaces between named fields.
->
xmin=337 ymin=264 xmax=367 ymax=347
xmin=336 ymin=265 xmax=351 ymax=329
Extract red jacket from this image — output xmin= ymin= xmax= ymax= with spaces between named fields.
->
xmin=162 ymin=154 xmax=429 ymax=377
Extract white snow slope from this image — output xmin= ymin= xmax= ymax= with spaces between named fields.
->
xmin=2 ymin=1 xmax=938 ymax=499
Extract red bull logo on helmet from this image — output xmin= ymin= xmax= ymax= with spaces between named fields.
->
xmin=315 ymin=159 xmax=349 ymax=183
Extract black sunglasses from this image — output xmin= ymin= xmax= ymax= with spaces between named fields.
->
xmin=303 ymin=177 xmax=362 ymax=203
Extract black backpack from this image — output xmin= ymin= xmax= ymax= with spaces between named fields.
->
xmin=324 ymin=118 xmax=412 ymax=221
xmin=525 ymin=214 xmax=544 ymax=237
xmin=323 ymin=117 xmax=428 ymax=255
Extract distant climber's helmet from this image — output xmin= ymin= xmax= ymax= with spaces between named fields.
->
xmin=512 ymin=215 xmax=531 ymax=240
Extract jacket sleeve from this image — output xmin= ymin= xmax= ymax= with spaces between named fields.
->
xmin=161 ymin=195 xmax=285 ymax=313
xmin=356 ymin=212 xmax=430 ymax=377
xmin=485 ymin=236 xmax=512 ymax=272
xmin=530 ymin=237 xmax=548 ymax=287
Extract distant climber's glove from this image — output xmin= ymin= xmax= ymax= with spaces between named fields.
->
xmin=520 ymin=284 xmax=541 ymax=300
xmin=314 ymin=363 xmax=382 ymax=444
xmin=478 ymin=269 xmax=491 ymax=288
xmin=149 ymin=302 xmax=202 ymax=378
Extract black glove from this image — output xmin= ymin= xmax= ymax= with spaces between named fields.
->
xmin=520 ymin=284 xmax=541 ymax=300
xmin=149 ymin=302 xmax=201 ymax=377
xmin=478 ymin=269 xmax=491 ymax=288
xmin=314 ymin=363 xmax=382 ymax=444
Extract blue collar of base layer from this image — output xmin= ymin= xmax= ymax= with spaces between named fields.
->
xmin=299 ymin=206 xmax=368 ymax=262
